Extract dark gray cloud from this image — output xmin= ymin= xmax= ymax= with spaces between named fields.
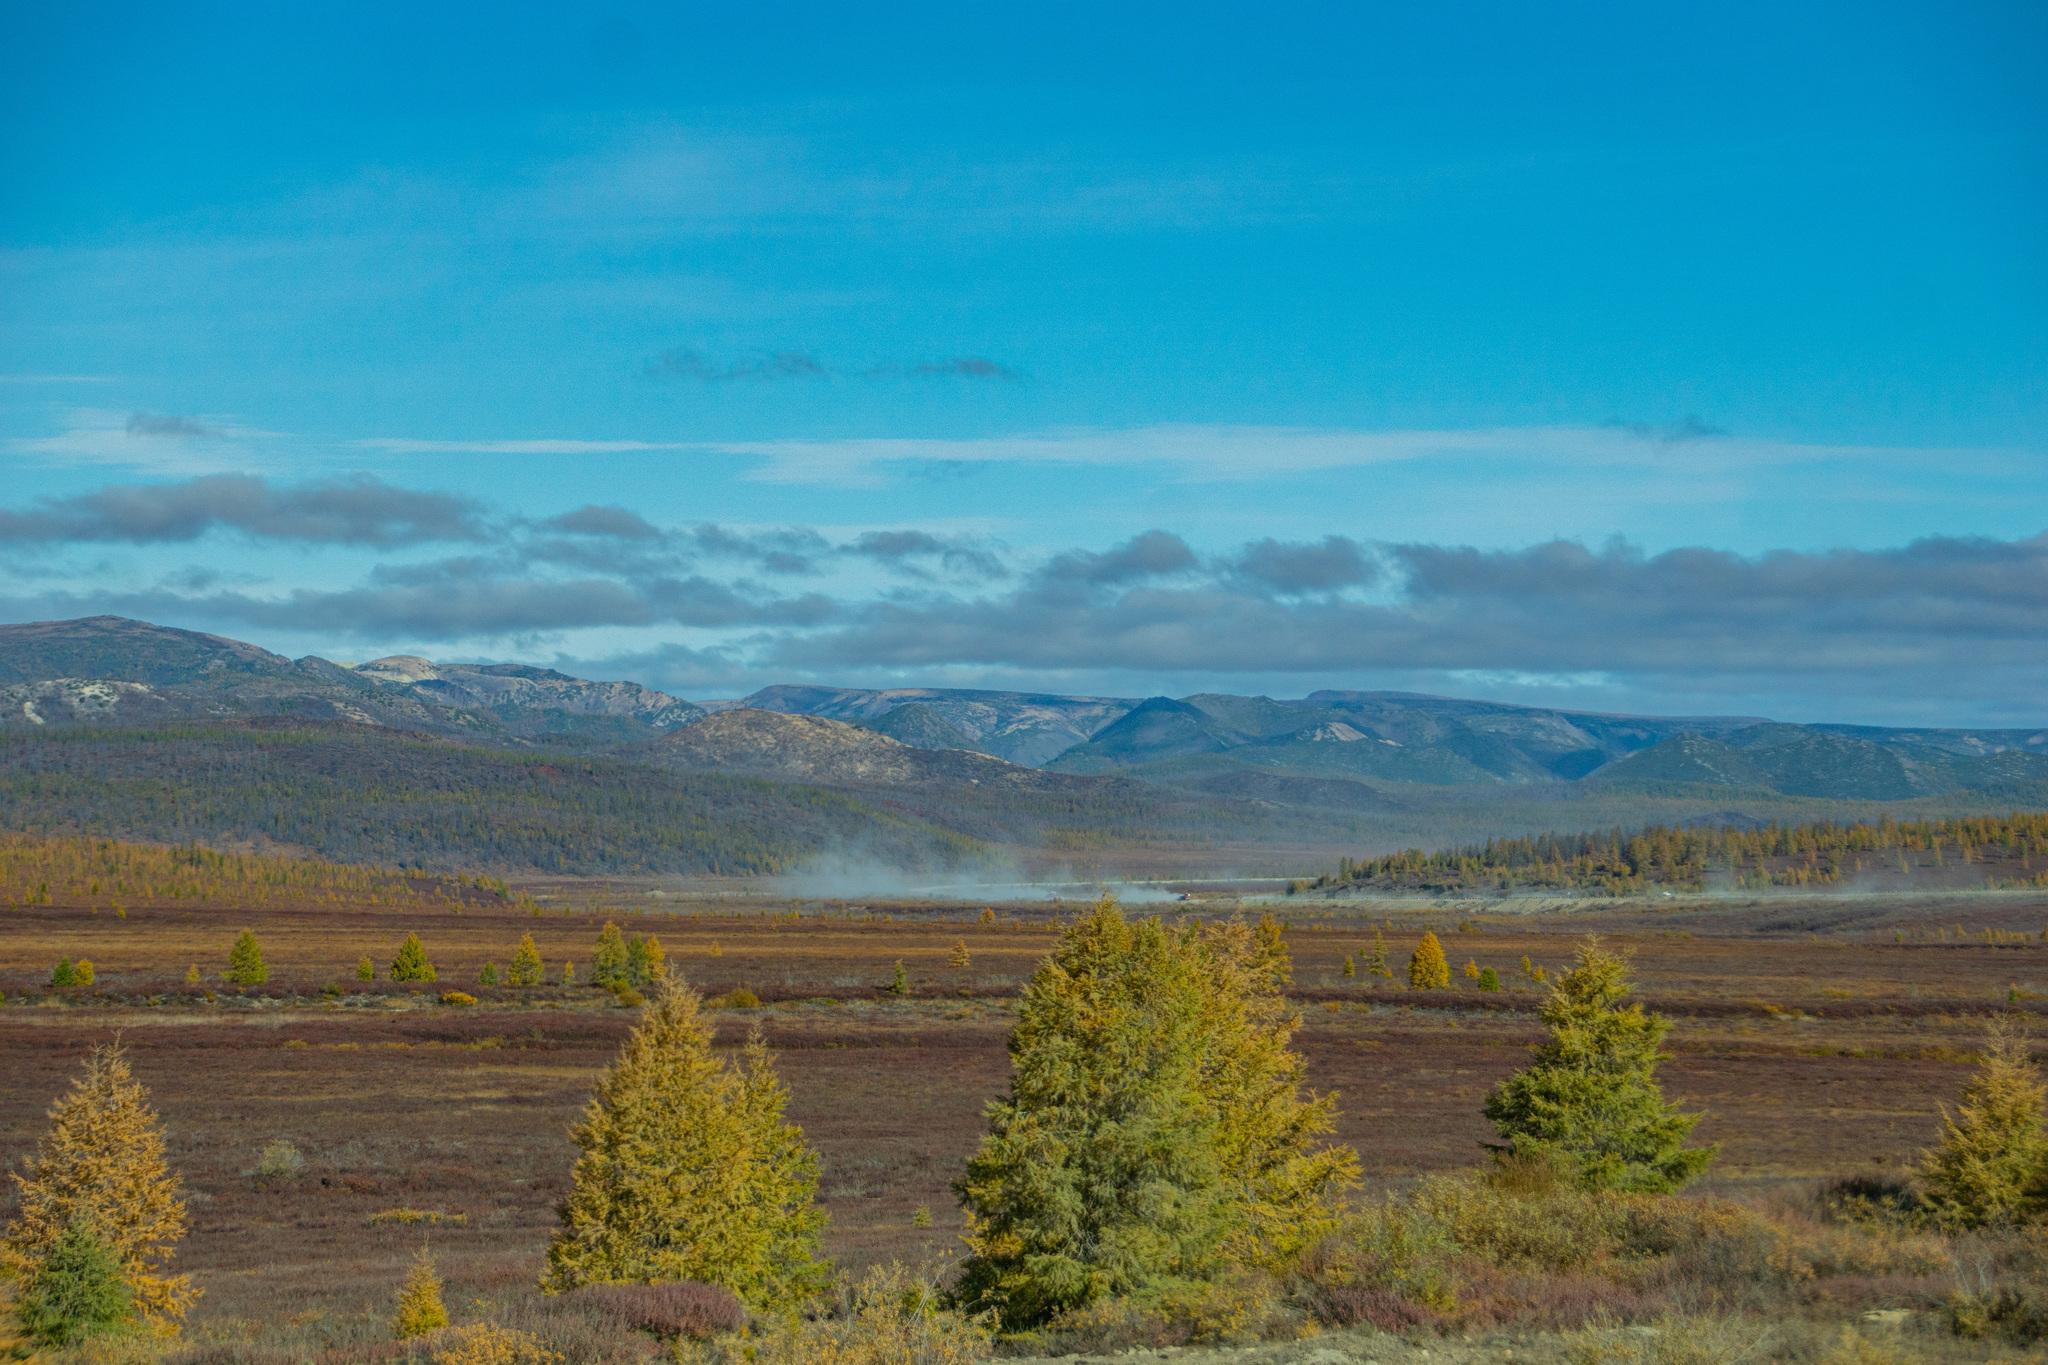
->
xmin=768 ymin=532 xmax=2048 ymax=686
xmin=1040 ymin=530 xmax=1198 ymax=586
xmin=0 ymin=474 xmax=487 ymax=546
xmin=841 ymin=530 xmax=1007 ymax=580
xmin=689 ymin=524 xmax=830 ymax=575
xmin=537 ymin=505 xmax=662 ymax=539
xmin=125 ymin=412 xmax=226 ymax=440
xmin=14 ymin=564 xmax=837 ymax=641
xmin=644 ymin=349 xmax=827 ymax=382
xmin=1229 ymin=535 xmax=1376 ymax=593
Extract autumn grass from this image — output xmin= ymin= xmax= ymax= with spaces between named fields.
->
xmin=4 ymin=841 xmax=2048 ymax=1355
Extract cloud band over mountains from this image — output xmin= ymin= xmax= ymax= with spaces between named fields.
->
xmin=0 ymin=475 xmax=2041 ymax=712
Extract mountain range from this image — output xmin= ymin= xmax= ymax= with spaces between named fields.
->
xmin=2 ymin=615 xmax=2044 ymax=874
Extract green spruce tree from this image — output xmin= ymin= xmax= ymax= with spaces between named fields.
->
xmin=1483 ymin=937 xmax=1714 ymax=1192
xmin=1363 ymin=929 xmax=1390 ymax=978
xmin=225 ymin=930 xmax=268 ymax=985
xmin=390 ymin=934 xmax=435 ymax=983
xmin=13 ymin=1213 xmax=135 ymax=1347
xmin=544 ymin=978 xmax=827 ymax=1310
xmin=591 ymin=921 xmax=629 ymax=989
xmin=953 ymin=897 xmax=1355 ymax=1328
xmin=1915 ymin=1016 xmax=2048 ymax=1228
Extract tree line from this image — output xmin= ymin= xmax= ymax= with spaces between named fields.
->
xmin=1310 ymin=811 xmax=2048 ymax=894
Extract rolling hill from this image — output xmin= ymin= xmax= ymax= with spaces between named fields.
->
xmin=0 ymin=718 xmax=981 ymax=875
xmin=2 ymin=616 xmax=2044 ymax=874
xmin=0 ymin=616 xmax=702 ymax=745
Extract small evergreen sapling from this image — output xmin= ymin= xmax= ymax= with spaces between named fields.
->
xmin=479 ymin=963 xmax=500 ymax=987
xmin=1342 ymin=955 xmax=1355 ymax=978
xmin=50 ymin=959 xmax=77 ymax=988
xmin=1915 ymin=1016 xmax=2048 ymax=1228
xmin=1478 ymin=967 xmax=1501 ymax=992
xmin=356 ymin=957 xmax=374 ymax=981
xmin=390 ymin=934 xmax=435 ymax=983
xmin=592 ymin=921 xmax=630 ymax=989
xmin=185 ymin=966 xmax=201 ymax=985
xmin=1408 ymin=933 xmax=1450 ymax=989
xmin=392 ymin=1242 xmax=449 ymax=1337
xmin=949 ymin=941 xmax=972 ymax=968
xmin=74 ymin=960 xmax=95 ymax=986
xmin=13 ymin=1214 xmax=135 ymax=1347
xmin=1363 ymin=929 xmax=1390 ymax=978
xmin=508 ymin=934 xmax=544 ymax=986
xmin=1483 ymin=937 xmax=1714 ymax=1193
xmin=225 ymin=929 xmax=268 ymax=984
xmin=1464 ymin=958 xmax=1480 ymax=979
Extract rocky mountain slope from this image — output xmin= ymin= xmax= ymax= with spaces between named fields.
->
xmin=4 ymin=618 xmax=2044 ymax=856
xmin=0 ymin=616 xmax=701 ymax=744
xmin=624 ymin=709 xmax=1073 ymax=789
xmin=740 ymin=684 xmax=1134 ymax=766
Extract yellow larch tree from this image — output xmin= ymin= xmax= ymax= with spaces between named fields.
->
xmin=0 ymin=1042 xmax=196 ymax=1331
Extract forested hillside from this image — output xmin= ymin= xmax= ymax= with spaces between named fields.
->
xmin=0 ymin=720 xmax=985 ymax=876
xmin=1304 ymin=811 xmax=2048 ymax=895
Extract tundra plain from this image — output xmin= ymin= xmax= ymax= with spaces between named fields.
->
xmin=5 ymin=870 xmax=2048 ymax=1343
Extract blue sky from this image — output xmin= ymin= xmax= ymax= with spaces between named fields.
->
xmin=2 ymin=2 xmax=2043 ymax=724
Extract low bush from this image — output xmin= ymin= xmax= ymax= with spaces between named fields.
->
xmin=681 ymin=1263 xmax=992 ymax=1365
xmin=425 ymin=1324 xmax=560 ymax=1365
xmin=1557 ymin=1313 xmax=1779 ymax=1365
xmin=1293 ymin=1196 xmax=1461 ymax=1320
xmin=560 ymin=1281 xmax=745 ymax=1341
xmin=1947 ymin=1286 xmax=2048 ymax=1343
xmin=440 ymin=991 xmax=478 ymax=1007
xmin=706 ymin=987 xmax=759 ymax=1009
xmin=251 ymin=1139 xmax=305 ymax=1184
xmin=1410 ymin=1168 xmax=1626 ymax=1272
xmin=1037 ymin=1273 xmax=1297 ymax=1351
xmin=367 ymin=1209 xmax=466 ymax=1226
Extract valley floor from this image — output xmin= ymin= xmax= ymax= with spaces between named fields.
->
xmin=3 ymin=882 xmax=2047 ymax=1355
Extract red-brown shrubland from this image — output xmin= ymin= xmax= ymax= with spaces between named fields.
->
xmin=5 ymin=836 xmax=2048 ymax=1358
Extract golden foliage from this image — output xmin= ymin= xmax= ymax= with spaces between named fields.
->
xmin=0 ymin=1042 xmax=195 ymax=1331
xmin=367 ymin=1209 xmax=466 ymax=1227
xmin=698 ymin=1262 xmax=991 ymax=1365
xmin=392 ymin=1243 xmax=450 ymax=1338
xmin=508 ymin=934 xmax=544 ymax=986
xmin=1408 ymin=932 xmax=1450 ymax=989
xmin=427 ymin=1324 xmax=560 ymax=1365
xmin=544 ymin=978 xmax=827 ymax=1310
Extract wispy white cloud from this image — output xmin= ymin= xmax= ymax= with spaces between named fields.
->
xmin=695 ymin=423 xmax=2024 ymax=488
xmin=5 ymin=408 xmax=281 ymax=474
xmin=350 ymin=438 xmax=691 ymax=455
